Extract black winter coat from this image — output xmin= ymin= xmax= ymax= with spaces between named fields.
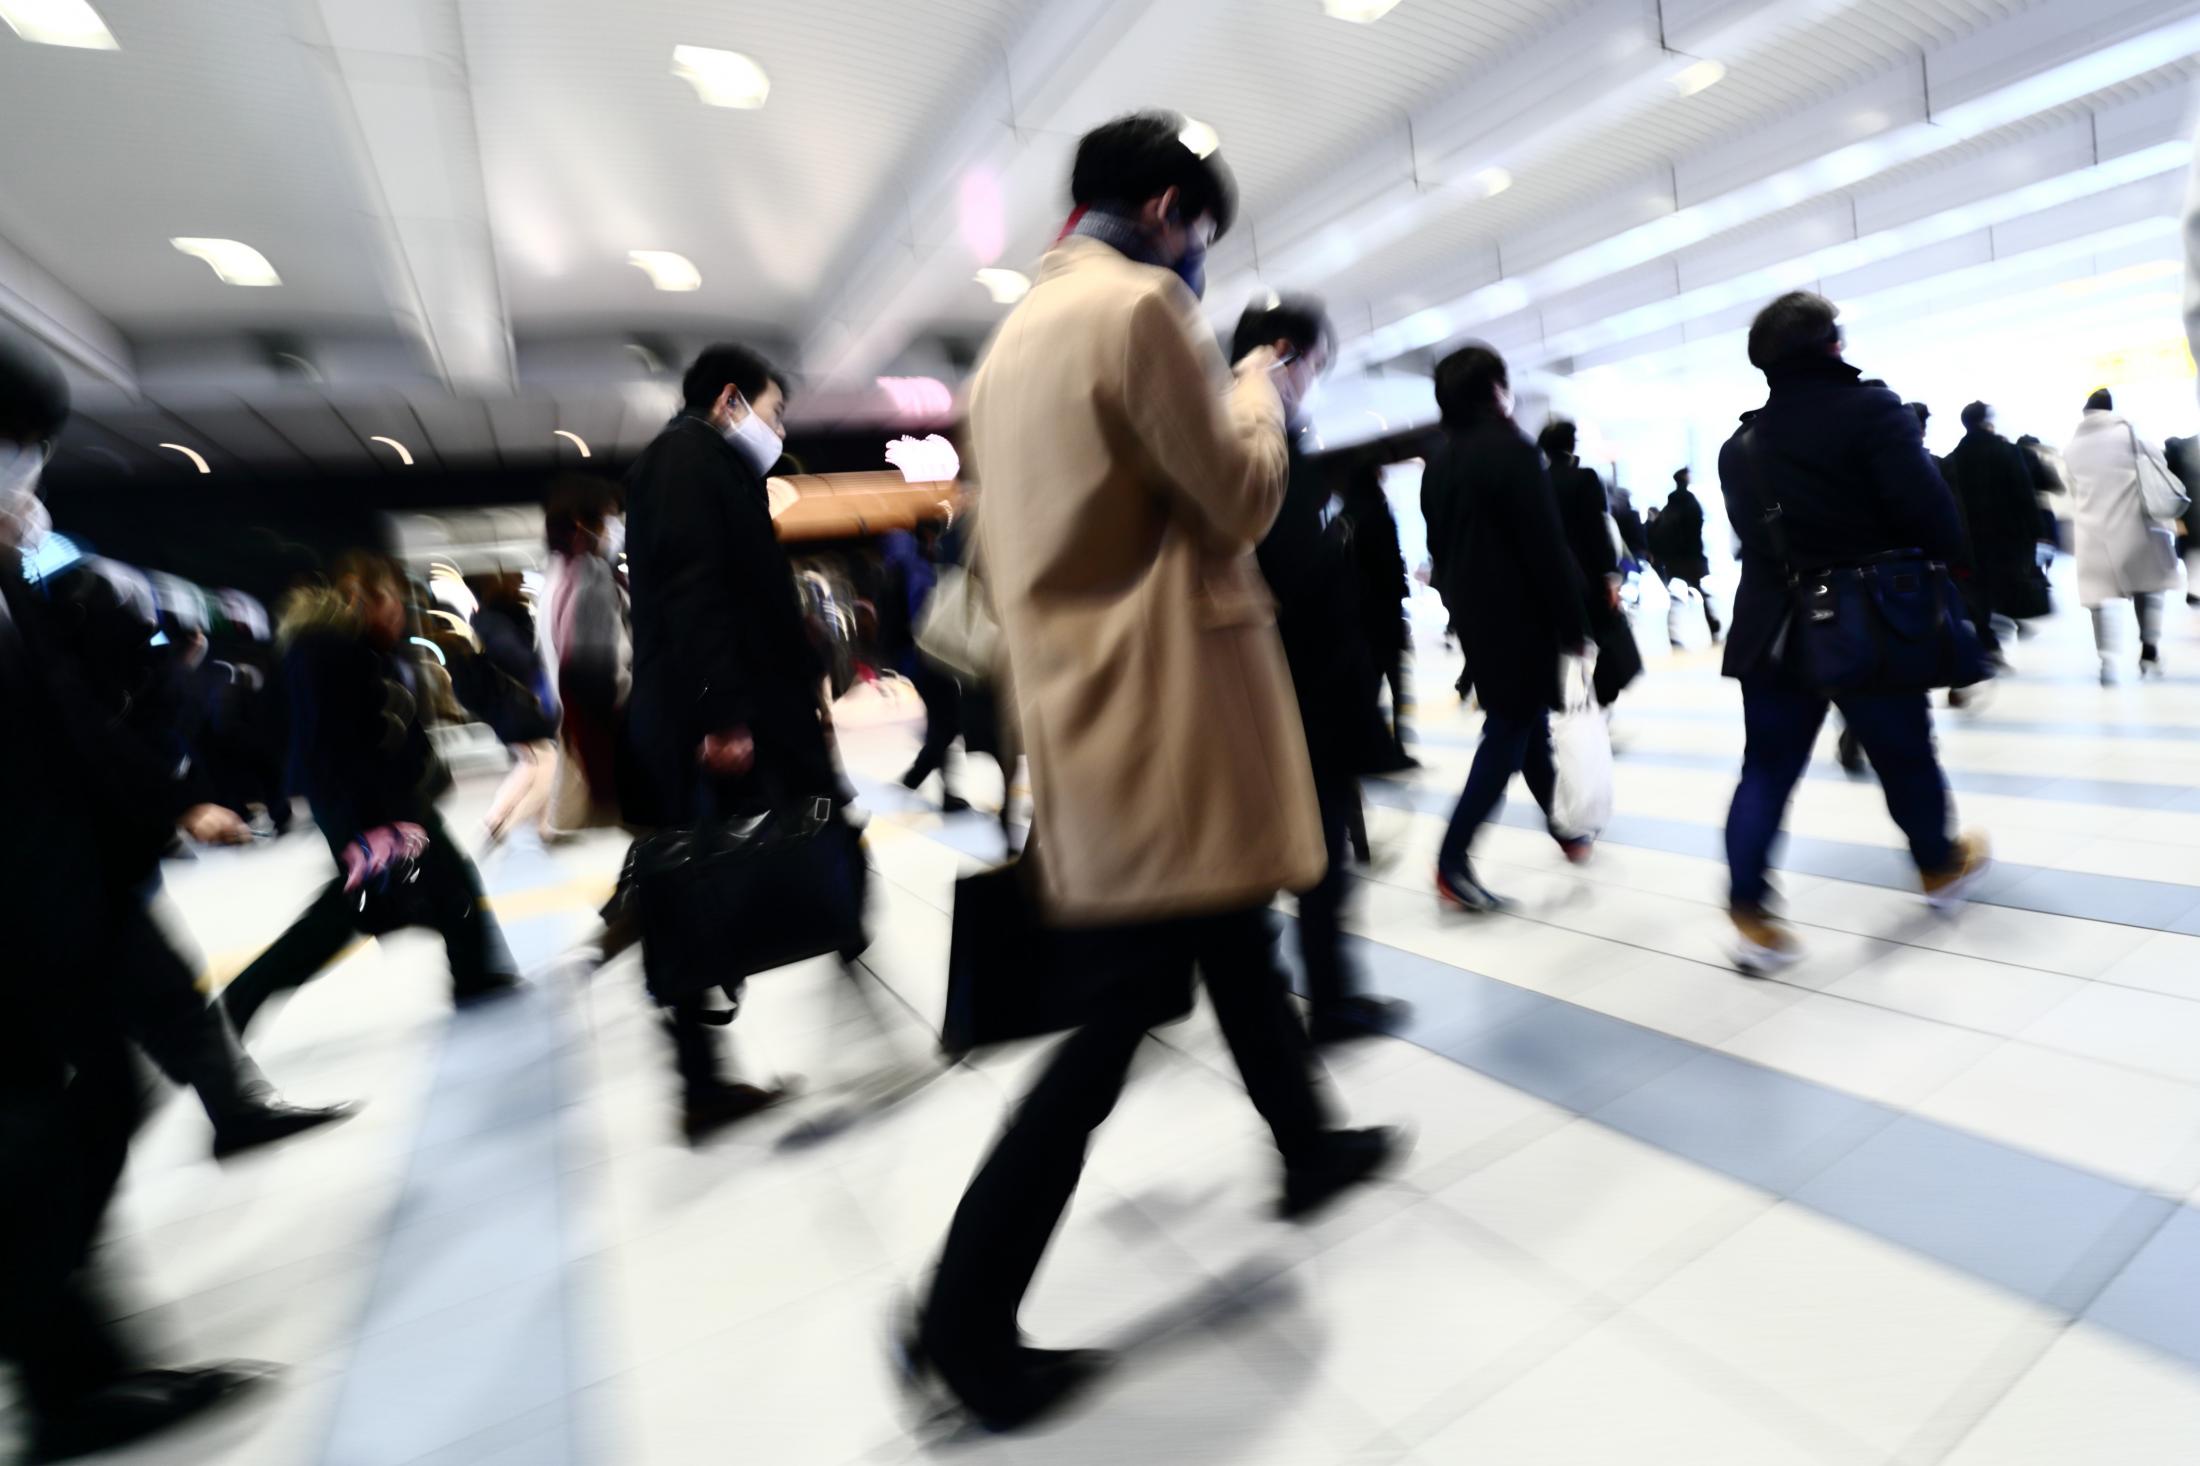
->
xmin=1647 ymin=486 xmax=1711 ymax=582
xmin=1943 ymin=427 xmax=2048 ymax=619
xmin=1550 ymin=455 xmax=1642 ymax=703
xmin=1422 ymin=412 xmax=1586 ymax=717
xmin=1715 ymin=355 xmax=1967 ymax=681
xmin=1343 ymin=485 xmax=1410 ymax=659
xmin=623 ymin=415 xmax=835 ymax=825
xmin=1257 ymin=438 xmax=1368 ymax=774
xmin=282 ymin=619 xmax=448 ymax=856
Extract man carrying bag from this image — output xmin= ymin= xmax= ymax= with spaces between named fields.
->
xmin=1716 ymin=292 xmax=1990 ymax=976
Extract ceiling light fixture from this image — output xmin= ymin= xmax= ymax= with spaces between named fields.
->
xmin=1469 ymin=166 xmax=1513 ymax=199
xmin=1322 ymin=0 xmax=1404 ymax=21
xmin=671 ymin=44 xmax=770 ymax=109
xmin=170 ymin=237 xmax=280 ymax=287
xmin=1674 ymin=58 xmax=1726 ymax=97
xmin=1178 ymin=116 xmax=1220 ymax=159
xmin=973 ymin=267 xmax=1030 ymax=304
xmin=628 ymin=250 xmax=702 ymax=291
xmin=368 ymin=435 xmax=415 ymax=466
xmin=0 ymin=0 xmax=118 ymax=49
xmin=158 ymin=443 xmax=210 ymax=474
xmin=553 ymin=429 xmax=592 ymax=458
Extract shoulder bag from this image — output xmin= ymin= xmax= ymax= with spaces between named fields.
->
xmin=2129 ymin=424 xmax=2193 ymax=523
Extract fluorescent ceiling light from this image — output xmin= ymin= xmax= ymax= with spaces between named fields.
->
xmin=368 ymin=435 xmax=415 ymax=466
xmin=158 ymin=443 xmax=210 ymax=474
xmin=1322 ymin=0 xmax=1404 ymax=20
xmin=628 ymin=250 xmax=702 ymax=291
xmin=672 ymin=45 xmax=770 ymax=109
xmin=974 ymin=267 xmax=1030 ymax=304
xmin=0 ymin=0 xmax=118 ymax=49
xmin=1674 ymin=59 xmax=1726 ymax=97
xmin=1468 ymin=167 xmax=1512 ymax=199
xmin=1178 ymin=116 xmax=1220 ymax=160
xmin=170 ymin=237 xmax=280 ymax=287
xmin=553 ymin=429 xmax=591 ymax=458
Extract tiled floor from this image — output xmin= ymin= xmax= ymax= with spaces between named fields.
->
xmin=15 ymin=574 xmax=2200 ymax=1465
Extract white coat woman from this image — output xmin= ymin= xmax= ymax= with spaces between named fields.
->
xmin=2063 ymin=388 xmax=2180 ymax=681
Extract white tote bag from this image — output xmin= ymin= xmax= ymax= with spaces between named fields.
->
xmin=913 ymin=563 xmax=1001 ymax=684
xmin=1549 ymin=654 xmax=1614 ymax=841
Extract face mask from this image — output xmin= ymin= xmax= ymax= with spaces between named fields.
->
xmin=0 ymin=441 xmax=49 ymax=552
xmin=724 ymin=396 xmax=784 ymax=476
xmin=598 ymin=516 xmax=626 ymax=562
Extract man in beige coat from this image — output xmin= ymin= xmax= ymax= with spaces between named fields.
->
xmin=907 ymin=111 xmax=1399 ymax=1432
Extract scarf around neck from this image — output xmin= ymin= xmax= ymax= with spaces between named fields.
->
xmin=1067 ymin=205 xmax=1206 ymax=297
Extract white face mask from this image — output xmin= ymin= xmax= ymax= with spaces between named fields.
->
xmin=598 ymin=515 xmax=626 ymax=562
xmin=724 ymin=396 xmax=785 ymax=477
xmin=0 ymin=441 xmax=49 ymax=552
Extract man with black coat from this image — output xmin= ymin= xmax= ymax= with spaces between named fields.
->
xmin=1424 ymin=344 xmax=1590 ymax=912
xmin=1539 ymin=419 xmax=1643 ymax=706
xmin=1235 ymin=299 xmax=1409 ymax=1046
xmin=623 ymin=343 xmax=848 ymax=1143
xmin=1648 ymin=467 xmax=1720 ymax=643
xmin=1716 ymin=292 xmax=1989 ymax=975
xmin=1943 ymin=401 xmax=2051 ymax=629
xmin=1 ymin=326 xmax=283 ymax=1462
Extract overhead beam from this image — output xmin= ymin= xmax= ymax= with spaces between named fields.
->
xmin=0 ymin=230 xmax=135 ymax=389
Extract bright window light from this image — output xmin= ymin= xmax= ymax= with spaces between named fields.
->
xmin=553 ymin=429 xmax=591 ymax=458
xmin=368 ymin=435 xmax=414 ymax=466
xmin=170 ymin=238 xmax=280 ymax=287
xmin=1322 ymin=0 xmax=1404 ymax=20
xmin=1178 ymin=116 xmax=1220 ymax=160
xmin=1674 ymin=59 xmax=1726 ymax=97
xmin=671 ymin=45 xmax=770 ymax=109
xmin=158 ymin=443 xmax=211 ymax=474
xmin=974 ymin=267 xmax=1030 ymax=304
xmin=627 ymin=250 xmax=702 ymax=291
xmin=0 ymin=0 xmax=117 ymax=49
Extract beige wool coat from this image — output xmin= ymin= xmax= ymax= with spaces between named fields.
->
xmin=967 ymin=236 xmax=1324 ymax=924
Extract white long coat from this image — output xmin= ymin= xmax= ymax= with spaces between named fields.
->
xmin=2062 ymin=408 xmax=2180 ymax=607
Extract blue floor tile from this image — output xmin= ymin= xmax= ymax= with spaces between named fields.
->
xmin=2086 ymin=1207 xmax=2200 ymax=1369
xmin=1595 ymin=1049 xmax=1893 ymax=1196
xmin=1435 ymin=1000 xmax=1695 ymax=1112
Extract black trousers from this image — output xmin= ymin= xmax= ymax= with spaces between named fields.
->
xmin=113 ymin=894 xmax=272 ymax=1129
xmin=904 ymin=658 xmax=963 ymax=785
xmin=922 ymin=906 xmax=1331 ymax=1362
xmin=222 ymin=810 xmax=514 ymax=1035
xmin=1297 ymin=768 xmax=1362 ymax=1014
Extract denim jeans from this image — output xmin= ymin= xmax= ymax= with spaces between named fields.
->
xmin=1726 ymin=671 xmax=1954 ymax=910
xmin=1437 ymin=708 xmax=1555 ymax=875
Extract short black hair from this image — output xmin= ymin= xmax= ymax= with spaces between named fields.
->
xmin=682 ymin=343 xmax=789 ymax=414
xmin=1746 ymin=290 xmax=1841 ymax=370
xmin=1230 ymin=294 xmax=1333 ymax=366
xmin=0 ymin=323 xmax=69 ymax=445
xmin=1673 ymin=466 xmax=1692 ymax=485
xmin=1536 ymin=419 xmax=1578 ymax=459
xmin=2087 ymin=387 xmax=2114 ymax=411
xmin=1433 ymin=343 xmax=1508 ymax=429
xmin=1961 ymin=401 xmax=1991 ymax=431
xmin=1072 ymin=111 xmax=1239 ymax=240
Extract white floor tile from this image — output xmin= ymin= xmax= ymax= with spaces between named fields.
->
xmin=1941 ymin=1322 xmax=2200 ymax=1465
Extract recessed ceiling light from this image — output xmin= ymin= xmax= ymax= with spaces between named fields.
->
xmin=628 ymin=250 xmax=702 ymax=291
xmin=1178 ymin=115 xmax=1220 ymax=159
xmin=1674 ymin=58 xmax=1726 ymax=97
xmin=974 ymin=268 xmax=1031 ymax=304
xmin=158 ymin=443 xmax=210 ymax=474
xmin=368 ymin=435 xmax=414 ymax=466
xmin=672 ymin=45 xmax=770 ymax=109
xmin=170 ymin=237 xmax=280 ymax=287
xmin=0 ymin=0 xmax=117 ymax=49
xmin=1470 ymin=166 xmax=1513 ymax=199
xmin=1322 ymin=0 xmax=1403 ymax=20
xmin=553 ymin=429 xmax=591 ymax=458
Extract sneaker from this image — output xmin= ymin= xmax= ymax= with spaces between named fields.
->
xmin=1728 ymin=907 xmax=1801 ymax=978
xmin=1921 ymin=833 xmax=1991 ymax=912
xmin=1435 ymin=865 xmax=1510 ymax=914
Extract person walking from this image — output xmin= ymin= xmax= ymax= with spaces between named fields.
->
xmin=1341 ymin=463 xmax=1417 ymax=771
xmin=1943 ymin=402 xmax=2053 ymax=639
xmin=1717 ymin=291 xmax=1990 ymax=974
xmin=1648 ymin=467 xmax=1721 ymax=644
xmin=2064 ymin=389 xmax=2181 ymax=682
xmin=907 ymin=111 xmax=1401 ymax=1432
xmin=1425 ymin=346 xmax=1591 ymax=913
xmin=884 ymin=523 xmax=971 ymax=812
xmin=1539 ymin=419 xmax=1643 ymax=707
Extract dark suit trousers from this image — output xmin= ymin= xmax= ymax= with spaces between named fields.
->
xmin=922 ymin=906 xmax=1332 ymax=1362
xmin=112 ymin=896 xmax=274 ymax=1129
xmin=1298 ymin=767 xmax=1362 ymax=1014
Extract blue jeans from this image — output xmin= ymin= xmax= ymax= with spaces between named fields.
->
xmin=1726 ymin=673 xmax=1954 ymax=910
xmin=1438 ymin=709 xmax=1555 ymax=875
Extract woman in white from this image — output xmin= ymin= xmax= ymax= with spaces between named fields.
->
xmin=2063 ymin=388 xmax=2181 ymax=682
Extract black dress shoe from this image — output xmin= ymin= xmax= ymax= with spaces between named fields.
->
xmin=897 ymin=1326 xmax=1111 ymax=1434
xmin=452 ymin=973 xmax=523 ymax=1008
xmin=940 ymin=791 xmax=973 ymax=814
xmin=1279 ymin=1126 xmax=1408 ymax=1222
xmin=31 ymin=1362 xmax=276 ymax=1463
xmin=212 ymin=1101 xmax=360 ymax=1160
xmin=681 ymin=1082 xmax=789 ymax=1145
xmin=1308 ymin=995 xmax=1413 ymax=1046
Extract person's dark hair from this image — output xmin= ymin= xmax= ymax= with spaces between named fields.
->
xmin=1071 ymin=110 xmax=1239 ymax=239
xmin=682 ymin=343 xmax=789 ymax=415
xmin=2086 ymin=387 xmax=2113 ymax=411
xmin=2016 ymin=434 xmax=2040 ymax=449
xmin=1746 ymin=290 xmax=1841 ymax=370
xmin=1673 ymin=467 xmax=1691 ymax=486
xmin=1230 ymin=294 xmax=1333 ymax=366
xmin=1961 ymin=401 xmax=1991 ymax=431
xmin=330 ymin=548 xmax=402 ymax=597
xmin=1433 ymin=343 xmax=1508 ymax=429
xmin=1536 ymin=418 xmax=1578 ymax=459
xmin=545 ymin=473 xmax=622 ymax=558
xmin=0 ymin=324 xmax=69 ymax=445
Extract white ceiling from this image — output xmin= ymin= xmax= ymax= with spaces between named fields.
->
xmin=1 ymin=0 xmax=2196 ymax=475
